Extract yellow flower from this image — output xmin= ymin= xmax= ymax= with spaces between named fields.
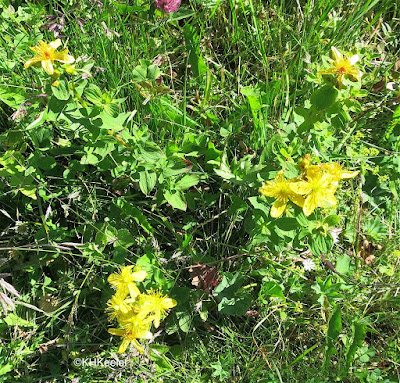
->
xmin=259 ymin=172 xmax=305 ymax=218
xmin=137 ymin=289 xmax=177 ymax=328
xmin=108 ymin=323 xmax=153 ymax=354
xmin=111 ymin=310 xmax=154 ymax=353
xmin=106 ymin=290 xmax=134 ymax=321
xmin=318 ymin=46 xmax=361 ymax=88
xmin=24 ymin=39 xmax=75 ymax=75
xmin=108 ymin=265 xmax=148 ymax=298
xmin=290 ymin=169 xmax=337 ymax=216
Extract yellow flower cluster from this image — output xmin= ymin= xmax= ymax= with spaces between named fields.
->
xmin=259 ymin=156 xmax=359 ymax=217
xmin=106 ymin=265 xmax=177 ymax=354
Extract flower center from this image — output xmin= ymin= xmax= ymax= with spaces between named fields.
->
xmin=44 ymin=51 xmax=51 ymax=59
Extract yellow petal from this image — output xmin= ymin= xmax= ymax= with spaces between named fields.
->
xmin=49 ymin=39 xmax=62 ymax=49
xmin=290 ymin=181 xmax=312 ymax=195
xmin=259 ymin=182 xmax=278 ymax=197
xmin=107 ymin=273 xmax=120 ymax=285
xmin=337 ymin=73 xmax=344 ymax=88
xmin=153 ymin=312 xmax=161 ymax=328
xmin=347 ymin=69 xmax=361 ymax=82
xmin=162 ymin=297 xmax=177 ymax=309
xmin=30 ymin=41 xmax=46 ymax=54
xmin=340 ymin=170 xmax=359 ymax=179
xmin=119 ymin=302 xmax=131 ymax=314
xmin=128 ymin=283 xmax=141 ymax=298
xmin=131 ymin=270 xmax=148 ymax=282
xmin=322 ymin=192 xmax=337 ymax=207
xmin=303 ymin=194 xmax=318 ymax=216
xmin=42 ymin=59 xmax=54 ymax=75
xmin=118 ymin=339 xmax=130 ymax=353
xmin=54 ymin=49 xmax=75 ymax=64
xmin=108 ymin=328 xmax=125 ymax=336
xmin=289 ymin=193 xmax=305 ymax=208
xmin=275 ymin=172 xmax=285 ymax=182
xmin=132 ymin=339 xmax=144 ymax=354
xmin=270 ymin=199 xmax=287 ymax=218
xmin=24 ymin=57 xmax=42 ymax=69
xmin=318 ymin=68 xmax=338 ymax=76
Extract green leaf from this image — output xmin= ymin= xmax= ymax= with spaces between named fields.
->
xmin=84 ymin=84 xmax=103 ymax=104
xmin=18 ymin=185 xmax=37 ymax=199
xmin=213 ymin=273 xmax=251 ymax=316
xmin=213 ymin=272 xmax=243 ymax=300
xmin=149 ymin=347 xmax=173 ymax=371
xmin=116 ymin=229 xmax=135 ymax=248
xmin=164 ymin=189 xmax=187 ymax=211
xmin=259 ymin=280 xmax=285 ymax=301
xmin=217 ymin=295 xmax=251 ymax=315
xmin=104 ymin=102 xmax=119 ymax=117
xmin=26 ymin=110 xmax=48 ymax=131
xmin=214 ymin=167 xmax=236 ymax=180
xmin=0 ymin=85 xmax=26 ymax=108
xmin=311 ymin=84 xmax=338 ymax=111
xmin=37 ymin=156 xmax=56 ymax=170
xmin=0 ymin=364 xmax=13 ymax=376
xmin=139 ymin=170 xmax=157 ymax=195
xmin=240 ymin=86 xmax=262 ymax=111
xmin=169 ymin=9 xmax=196 ymax=21
xmin=132 ymin=60 xmax=161 ymax=82
xmin=47 ymin=97 xmax=68 ymax=121
xmin=346 ymin=322 xmax=367 ymax=369
xmin=51 ymin=80 xmax=70 ymax=100
xmin=10 ymin=174 xmax=37 ymax=200
xmin=324 ymin=305 xmax=342 ymax=366
xmin=295 ymin=212 xmax=309 ymax=227
xmin=309 ymin=232 xmax=333 ymax=256
xmin=275 ymin=217 xmax=298 ymax=232
xmin=177 ymin=312 xmax=191 ymax=332
xmin=4 ymin=313 xmax=36 ymax=327
xmin=141 ymin=147 xmax=165 ymax=163
xmin=116 ymin=200 xmax=154 ymax=234
xmin=80 ymin=152 xmax=99 ymax=165
xmin=324 ymin=215 xmax=340 ymax=227
xmin=175 ymin=174 xmax=199 ymax=190
xmin=336 ymin=254 xmax=351 ymax=275
xmin=29 ymin=125 xmax=53 ymax=146
xmin=183 ymin=24 xmax=207 ymax=77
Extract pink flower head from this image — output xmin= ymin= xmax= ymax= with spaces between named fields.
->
xmin=154 ymin=0 xmax=181 ymax=13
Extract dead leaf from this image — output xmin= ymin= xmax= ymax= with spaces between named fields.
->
xmin=189 ymin=263 xmax=219 ymax=291
xmin=357 ymin=236 xmax=382 ymax=266
xmin=38 ymin=338 xmax=59 ymax=354
xmin=371 ymin=77 xmax=386 ymax=92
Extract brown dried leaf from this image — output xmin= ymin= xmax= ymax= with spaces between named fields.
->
xmin=357 ymin=237 xmax=381 ymax=266
xmin=38 ymin=338 xmax=59 ymax=354
xmin=189 ymin=263 xmax=219 ymax=291
xmin=371 ymin=77 xmax=386 ymax=92
xmin=179 ymin=158 xmax=194 ymax=171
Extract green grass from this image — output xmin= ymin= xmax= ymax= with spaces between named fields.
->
xmin=0 ymin=0 xmax=400 ymax=381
